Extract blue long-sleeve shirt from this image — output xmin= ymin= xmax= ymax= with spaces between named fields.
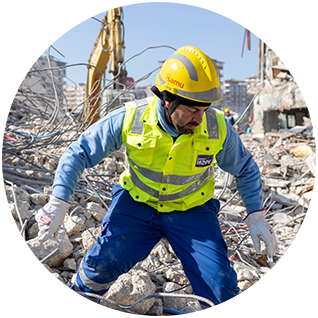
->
xmin=53 ymin=97 xmax=264 ymax=214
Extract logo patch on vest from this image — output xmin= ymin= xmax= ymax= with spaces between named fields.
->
xmin=195 ymin=155 xmax=214 ymax=167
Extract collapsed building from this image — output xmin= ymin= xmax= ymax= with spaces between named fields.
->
xmin=252 ymin=4 xmax=317 ymax=135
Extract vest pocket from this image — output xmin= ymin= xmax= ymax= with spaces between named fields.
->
xmin=126 ymin=134 xmax=157 ymax=165
xmin=193 ymin=139 xmax=221 ymax=169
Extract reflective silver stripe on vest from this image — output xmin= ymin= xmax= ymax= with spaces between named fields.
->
xmin=205 ymin=110 xmax=219 ymax=139
xmin=129 ymin=165 xmax=214 ymax=202
xmin=77 ymin=261 xmax=114 ymax=292
xmin=159 ymin=166 xmax=213 ymax=201
xmin=166 ymin=53 xmax=198 ymax=81
xmin=127 ymin=154 xmax=213 ymax=186
xmin=130 ymin=99 xmax=148 ymax=135
xmin=127 ymin=154 xmax=163 ymax=183
xmin=129 ymin=168 xmax=160 ymax=198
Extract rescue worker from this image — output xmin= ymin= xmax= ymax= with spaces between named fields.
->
xmin=224 ymin=108 xmax=235 ymax=125
xmin=35 ymin=46 xmax=277 ymax=306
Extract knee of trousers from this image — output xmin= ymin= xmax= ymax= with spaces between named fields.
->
xmin=202 ymin=300 xmax=241 ymax=317
xmin=72 ymin=257 xmax=115 ymax=296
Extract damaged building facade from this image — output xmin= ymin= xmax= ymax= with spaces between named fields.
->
xmin=252 ymin=4 xmax=317 ymax=135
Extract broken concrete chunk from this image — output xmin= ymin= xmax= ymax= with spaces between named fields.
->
xmin=236 ymin=268 xmax=258 ymax=282
xmin=164 ymin=267 xmax=190 ymax=285
xmin=153 ymin=242 xmax=174 ymax=264
xmin=101 ymin=270 xmax=156 ymax=314
xmin=5 ymin=185 xmax=30 ymax=203
xmin=146 ymin=298 xmax=163 ymax=315
xmin=86 ymin=202 xmax=107 ymax=222
xmin=27 ymin=229 xmax=73 ymax=267
xmin=271 ymin=213 xmax=293 ymax=225
xmin=30 ymin=193 xmax=47 ymax=206
xmin=26 ymin=221 xmax=39 ymax=240
xmin=81 ymin=226 xmax=102 ymax=252
xmin=9 ymin=201 xmax=33 ymax=221
xmin=63 ymin=258 xmax=77 ymax=271
xmin=162 ymin=282 xmax=186 ymax=309
xmin=64 ymin=213 xmax=85 ymax=236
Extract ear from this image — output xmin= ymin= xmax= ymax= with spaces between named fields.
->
xmin=165 ymin=100 xmax=172 ymax=109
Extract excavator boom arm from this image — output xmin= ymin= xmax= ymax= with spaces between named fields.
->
xmin=85 ymin=7 xmax=126 ymax=125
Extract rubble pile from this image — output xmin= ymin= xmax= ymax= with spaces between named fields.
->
xmin=3 ymin=93 xmax=315 ymax=314
xmin=1 ymin=110 xmax=317 ymax=317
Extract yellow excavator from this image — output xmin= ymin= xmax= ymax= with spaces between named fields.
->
xmin=84 ymin=7 xmax=127 ymax=125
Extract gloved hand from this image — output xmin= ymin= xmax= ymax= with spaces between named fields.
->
xmin=35 ymin=195 xmax=70 ymax=242
xmin=244 ymin=211 xmax=277 ymax=258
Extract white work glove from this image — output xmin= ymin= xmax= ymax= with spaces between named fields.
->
xmin=35 ymin=195 xmax=70 ymax=242
xmin=244 ymin=211 xmax=277 ymax=259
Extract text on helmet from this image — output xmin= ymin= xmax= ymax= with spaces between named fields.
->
xmin=167 ymin=76 xmax=184 ymax=89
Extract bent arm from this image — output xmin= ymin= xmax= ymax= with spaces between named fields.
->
xmin=52 ymin=107 xmax=126 ymax=202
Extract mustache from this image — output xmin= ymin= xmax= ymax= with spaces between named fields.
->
xmin=187 ymin=121 xmax=199 ymax=127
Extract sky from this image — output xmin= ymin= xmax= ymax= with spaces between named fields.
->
xmin=1 ymin=1 xmax=312 ymax=86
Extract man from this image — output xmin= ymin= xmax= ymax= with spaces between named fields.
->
xmin=35 ymin=46 xmax=277 ymax=306
xmin=224 ymin=108 xmax=235 ymax=126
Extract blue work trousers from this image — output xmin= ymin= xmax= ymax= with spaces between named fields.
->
xmin=72 ymin=185 xmax=239 ymax=305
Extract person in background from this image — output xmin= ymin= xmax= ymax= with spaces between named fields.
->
xmin=224 ymin=108 xmax=235 ymax=126
xmin=35 ymin=46 xmax=277 ymax=306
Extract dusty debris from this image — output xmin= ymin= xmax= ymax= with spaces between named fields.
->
xmin=1 ymin=74 xmax=317 ymax=317
xmin=3 ymin=53 xmax=315 ymax=314
xmin=4 ymin=115 xmax=315 ymax=314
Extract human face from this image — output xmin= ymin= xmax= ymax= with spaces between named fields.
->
xmin=167 ymin=102 xmax=209 ymax=134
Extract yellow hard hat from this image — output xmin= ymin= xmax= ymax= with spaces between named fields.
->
xmin=224 ymin=108 xmax=230 ymax=113
xmin=156 ymin=46 xmax=222 ymax=104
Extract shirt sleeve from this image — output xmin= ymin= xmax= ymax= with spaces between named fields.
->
xmin=216 ymin=120 xmax=264 ymax=214
xmin=52 ymin=106 xmax=126 ymax=202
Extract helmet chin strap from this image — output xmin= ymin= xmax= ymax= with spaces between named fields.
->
xmin=165 ymin=99 xmax=180 ymax=125
xmin=151 ymin=86 xmax=180 ymax=126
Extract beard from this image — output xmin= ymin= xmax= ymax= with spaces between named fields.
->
xmin=172 ymin=119 xmax=199 ymax=134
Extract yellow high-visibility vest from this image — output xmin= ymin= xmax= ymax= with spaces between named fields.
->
xmin=119 ymin=96 xmax=227 ymax=212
